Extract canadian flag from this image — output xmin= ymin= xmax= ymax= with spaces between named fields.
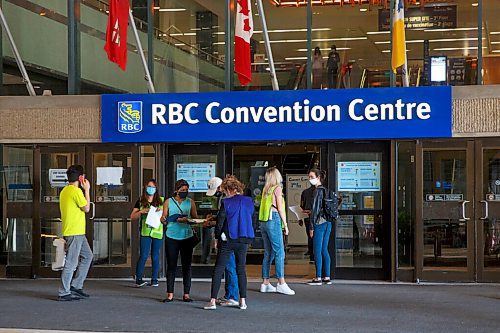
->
xmin=235 ymin=0 xmax=253 ymax=86
xmin=104 ymin=0 xmax=130 ymax=71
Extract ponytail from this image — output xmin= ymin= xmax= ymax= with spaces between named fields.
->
xmin=309 ymin=168 xmax=327 ymax=183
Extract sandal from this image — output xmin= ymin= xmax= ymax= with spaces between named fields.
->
xmin=162 ymin=297 xmax=174 ymax=303
xmin=183 ymin=296 xmax=193 ymax=303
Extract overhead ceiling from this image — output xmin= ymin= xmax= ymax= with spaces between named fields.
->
xmin=157 ymin=0 xmax=500 ymax=70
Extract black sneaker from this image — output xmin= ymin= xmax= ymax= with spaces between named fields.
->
xmin=57 ymin=294 xmax=81 ymax=301
xmin=307 ymin=279 xmax=323 ymax=286
xmin=322 ymin=279 xmax=333 ymax=285
xmin=70 ymin=286 xmax=90 ymax=298
xmin=136 ymin=281 xmax=148 ymax=288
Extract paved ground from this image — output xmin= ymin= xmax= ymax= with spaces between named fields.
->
xmin=0 ymin=279 xmax=500 ymax=333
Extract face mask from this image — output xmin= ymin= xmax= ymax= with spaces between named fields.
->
xmin=214 ymin=190 xmax=223 ymax=197
xmin=309 ymin=178 xmax=319 ymax=186
xmin=178 ymin=191 xmax=188 ymax=199
xmin=146 ymin=186 xmax=156 ymax=196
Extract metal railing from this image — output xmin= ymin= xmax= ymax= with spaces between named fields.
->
xmin=81 ymin=0 xmax=224 ymax=68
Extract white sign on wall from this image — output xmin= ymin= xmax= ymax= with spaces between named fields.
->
xmin=176 ymin=163 xmax=216 ymax=192
xmin=286 ymin=174 xmax=311 ymax=246
xmin=49 ymin=169 xmax=68 ymax=188
xmin=337 ymin=161 xmax=381 ymax=192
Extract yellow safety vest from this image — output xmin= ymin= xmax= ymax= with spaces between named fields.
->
xmin=140 ymin=197 xmax=164 ymax=240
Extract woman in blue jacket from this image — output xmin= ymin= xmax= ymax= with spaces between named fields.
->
xmin=204 ymin=176 xmax=255 ymax=310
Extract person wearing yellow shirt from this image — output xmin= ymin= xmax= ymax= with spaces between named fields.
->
xmin=57 ymin=165 xmax=91 ymax=301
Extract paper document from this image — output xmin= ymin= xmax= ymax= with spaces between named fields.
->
xmin=145 ymin=207 xmax=162 ymax=229
xmin=187 ymin=218 xmax=205 ymax=225
xmin=288 ymin=205 xmax=309 ymax=220
xmin=96 ymin=167 xmax=123 ymax=185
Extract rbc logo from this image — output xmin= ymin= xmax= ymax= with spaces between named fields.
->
xmin=118 ymin=101 xmax=142 ymax=134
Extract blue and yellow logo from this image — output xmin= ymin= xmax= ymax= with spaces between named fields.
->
xmin=118 ymin=101 xmax=142 ymax=134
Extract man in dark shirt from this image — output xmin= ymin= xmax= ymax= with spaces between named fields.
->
xmin=326 ymin=45 xmax=340 ymax=89
xmin=300 ymin=185 xmax=315 ymax=262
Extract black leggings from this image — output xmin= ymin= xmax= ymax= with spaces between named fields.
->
xmin=210 ymin=241 xmax=249 ymax=299
xmin=165 ymin=237 xmax=193 ymax=294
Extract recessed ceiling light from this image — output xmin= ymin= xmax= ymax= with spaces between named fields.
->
xmin=296 ymin=47 xmax=351 ymax=51
xmin=158 ymin=8 xmax=186 ymax=12
xmin=360 ymin=8 xmax=368 ymax=12
xmin=367 ymin=31 xmax=390 ymax=35
xmin=472 ymin=2 xmax=478 ymax=6
xmin=424 ymin=27 xmax=480 ymax=32
xmin=433 ymin=46 xmax=487 ymax=51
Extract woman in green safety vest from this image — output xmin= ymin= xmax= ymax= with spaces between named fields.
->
xmin=130 ymin=179 xmax=164 ymax=287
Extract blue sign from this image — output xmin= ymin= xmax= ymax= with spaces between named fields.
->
xmin=101 ymin=87 xmax=452 ymax=143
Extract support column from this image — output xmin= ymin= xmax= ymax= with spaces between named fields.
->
xmin=477 ymin=0 xmax=483 ymax=85
xmin=224 ymin=0 xmax=233 ymax=91
xmin=306 ymin=0 xmax=312 ymax=89
xmin=389 ymin=0 xmax=395 ymax=87
xmin=0 ymin=0 xmax=3 ymax=96
xmin=67 ymin=0 xmax=81 ymax=94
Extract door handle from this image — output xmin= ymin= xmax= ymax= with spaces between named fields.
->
xmin=480 ymin=200 xmax=489 ymax=220
xmin=89 ymin=202 xmax=95 ymax=220
xmin=459 ymin=200 xmax=470 ymax=222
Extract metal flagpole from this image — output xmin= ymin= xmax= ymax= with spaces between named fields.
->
xmin=0 ymin=6 xmax=36 ymax=96
xmin=402 ymin=51 xmax=409 ymax=87
xmin=128 ymin=9 xmax=155 ymax=93
xmin=256 ymin=0 xmax=279 ymax=91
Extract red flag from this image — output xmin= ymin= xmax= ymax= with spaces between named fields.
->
xmin=235 ymin=0 xmax=253 ymax=86
xmin=104 ymin=0 xmax=129 ymax=71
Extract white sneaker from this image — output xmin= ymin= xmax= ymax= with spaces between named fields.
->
xmin=260 ymin=283 xmax=277 ymax=293
xmin=239 ymin=303 xmax=247 ymax=310
xmin=276 ymin=283 xmax=295 ymax=295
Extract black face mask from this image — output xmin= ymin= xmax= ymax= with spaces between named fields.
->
xmin=214 ymin=191 xmax=223 ymax=197
xmin=178 ymin=191 xmax=188 ymax=199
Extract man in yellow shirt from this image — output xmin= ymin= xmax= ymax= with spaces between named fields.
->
xmin=57 ymin=165 xmax=91 ymax=301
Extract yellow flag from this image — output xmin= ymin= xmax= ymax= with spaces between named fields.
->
xmin=391 ymin=0 xmax=406 ymax=72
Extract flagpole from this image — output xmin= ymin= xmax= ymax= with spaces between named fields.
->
xmin=402 ymin=52 xmax=409 ymax=87
xmin=0 ymin=6 xmax=36 ymax=96
xmin=256 ymin=0 xmax=279 ymax=91
xmin=128 ymin=10 xmax=155 ymax=93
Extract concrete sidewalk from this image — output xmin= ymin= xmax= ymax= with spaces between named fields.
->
xmin=1 ymin=279 xmax=499 ymax=333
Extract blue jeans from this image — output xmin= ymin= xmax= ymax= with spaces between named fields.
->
xmin=224 ymin=253 xmax=239 ymax=301
xmin=260 ymin=212 xmax=285 ymax=279
xmin=313 ymin=221 xmax=332 ymax=278
xmin=136 ymin=236 xmax=163 ymax=284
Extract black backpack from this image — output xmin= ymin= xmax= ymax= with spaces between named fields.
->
xmin=321 ymin=187 xmax=340 ymax=222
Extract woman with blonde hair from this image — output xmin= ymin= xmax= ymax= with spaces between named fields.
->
xmin=258 ymin=167 xmax=295 ymax=295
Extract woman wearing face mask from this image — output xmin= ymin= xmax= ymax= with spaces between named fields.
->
xmin=204 ymin=176 xmax=255 ymax=310
xmin=160 ymin=179 xmax=199 ymax=302
xmin=130 ymin=179 xmax=164 ymax=287
xmin=307 ymin=169 xmax=333 ymax=286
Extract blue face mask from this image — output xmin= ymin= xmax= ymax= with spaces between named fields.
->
xmin=146 ymin=186 xmax=156 ymax=196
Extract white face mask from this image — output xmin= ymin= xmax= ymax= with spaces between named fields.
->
xmin=309 ymin=178 xmax=319 ymax=186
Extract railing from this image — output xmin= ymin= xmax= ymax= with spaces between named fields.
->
xmin=81 ymin=0 xmax=224 ymax=68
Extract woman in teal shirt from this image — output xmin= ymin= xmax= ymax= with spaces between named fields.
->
xmin=161 ymin=179 xmax=198 ymax=302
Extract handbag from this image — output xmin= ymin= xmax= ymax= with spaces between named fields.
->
xmin=188 ymin=228 xmax=201 ymax=249
xmin=171 ymin=198 xmax=200 ymax=248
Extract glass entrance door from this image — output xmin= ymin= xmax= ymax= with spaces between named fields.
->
xmin=86 ymin=146 xmax=137 ymax=277
xmin=477 ymin=145 xmax=500 ymax=282
xmin=417 ymin=141 xmax=475 ymax=281
xmin=331 ymin=142 xmax=391 ymax=280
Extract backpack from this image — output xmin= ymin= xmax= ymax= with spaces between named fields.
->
xmin=321 ymin=187 xmax=340 ymax=222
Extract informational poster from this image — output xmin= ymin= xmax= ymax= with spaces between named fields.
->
xmin=336 ymin=215 xmax=354 ymax=267
xmin=48 ymin=169 xmax=68 ymax=188
xmin=337 ymin=161 xmax=381 ymax=192
xmin=286 ymin=174 xmax=311 ymax=246
xmin=176 ymin=163 xmax=215 ymax=192
xmin=96 ymin=167 xmax=123 ymax=185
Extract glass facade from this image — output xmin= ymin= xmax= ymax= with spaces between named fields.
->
xmin=1 ymin=0 xmax=499 ymax=95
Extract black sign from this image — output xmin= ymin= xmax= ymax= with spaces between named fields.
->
xmin=425 ymin=194 xmax=463 ymax=202
xmin=448 ymin=58 xmax=466 ymax=86
xmin=422 ymin=40 xmax=430 ymax=86
xmin=379 ymin=5 xmax=457 ymax=31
